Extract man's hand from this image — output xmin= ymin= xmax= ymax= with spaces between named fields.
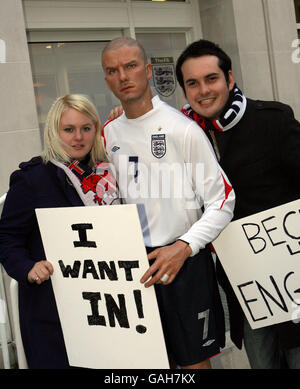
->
xmin=28 ymin=260 xmax=54 ymax=285
xmin=140 ymin=240 xmax=192 ymax=288
xmin=108 ymin=105 xmax=123 ymax=121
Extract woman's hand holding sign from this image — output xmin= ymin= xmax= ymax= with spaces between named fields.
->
xmin=28 ymin=260 xmax=54 ymax=284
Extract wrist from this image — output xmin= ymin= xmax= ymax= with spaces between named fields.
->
xmin=176 ymin=239 xmax=192 ymax=256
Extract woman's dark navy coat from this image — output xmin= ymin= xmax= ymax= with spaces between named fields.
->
xmin=0 ymin=157 xmax=84 ymax=368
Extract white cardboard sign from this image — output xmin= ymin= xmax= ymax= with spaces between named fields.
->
xmin=36 ymin=204 xmax=169 ymax=369
xmin=213 ymin=199 xmax=300 ymax=329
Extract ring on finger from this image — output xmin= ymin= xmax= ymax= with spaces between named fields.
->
xmin=160 ymin=274 xmax=169 ymax=283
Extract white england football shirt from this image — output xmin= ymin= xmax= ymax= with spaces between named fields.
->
xmin=102 ymin=95 xmax=235 ymax=256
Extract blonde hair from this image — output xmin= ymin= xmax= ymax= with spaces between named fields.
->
xmin=42 ymin=94 xmax=106 ymax=166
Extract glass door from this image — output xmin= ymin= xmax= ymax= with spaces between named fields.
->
xmin=28 ymin=41 xmax=114 ymax=134
xmin=136 ymin=32 xmax=187 ymax=110
xmin=28 ymin=32 xmax=189 ymax=137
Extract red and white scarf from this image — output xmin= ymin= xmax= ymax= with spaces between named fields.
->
xmin=51 ymin=159 xmax=120 ymax=206
xmin=181 ymin=84 xmax=247 ymax=133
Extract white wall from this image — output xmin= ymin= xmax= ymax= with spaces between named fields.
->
xmin=0 ymin=0 xmax=42 ymax=196
xmin=199 ymin=0 xmax=300 ymax=119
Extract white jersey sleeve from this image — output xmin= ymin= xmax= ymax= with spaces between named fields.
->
xmin=177 ymin=120 xmax=235 ymax=255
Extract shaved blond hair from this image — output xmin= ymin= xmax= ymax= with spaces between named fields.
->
xmin=101 ymin=37 xmax=147 ymax=67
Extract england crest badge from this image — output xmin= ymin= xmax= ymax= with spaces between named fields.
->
xmin=151 ymin=57 xmax=176 ymax=98
xmin=151 ymin=134 xmax=166 ymax=158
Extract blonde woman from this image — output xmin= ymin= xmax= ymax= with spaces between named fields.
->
xmin=0 ymin=94 xmax=118 ymax=368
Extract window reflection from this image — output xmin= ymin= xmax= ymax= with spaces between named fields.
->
xmin=28 ymin=41 xmax=111 ymax=137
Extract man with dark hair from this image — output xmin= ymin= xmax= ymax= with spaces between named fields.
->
xmin=176 ymin=39 xmax=300 ymax=369
xmin=176 ymin=39 xmax=232 ymax=88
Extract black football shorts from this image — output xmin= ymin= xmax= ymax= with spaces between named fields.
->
xmin=146 ymin=245 xmax=225 ymax=366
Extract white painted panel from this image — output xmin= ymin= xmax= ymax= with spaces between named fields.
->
xmin=23 ymin=0 xmax=195 ymax=30
xmin=133 ymin=2 xmax=193 ymax=28
xmin=24 ymin=1 xmax=129 ymax=29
